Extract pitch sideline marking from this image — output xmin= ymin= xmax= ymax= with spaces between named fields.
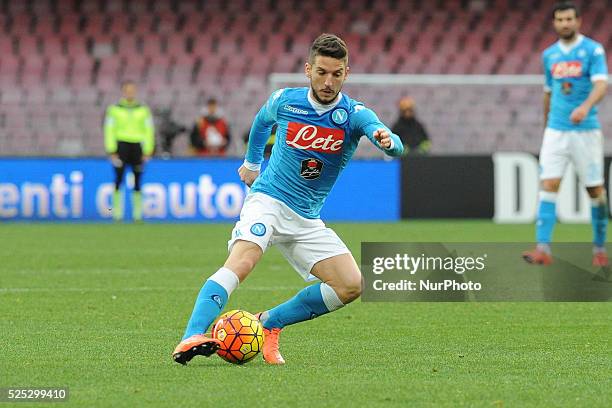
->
xmin=0 ymin=286 xmax=300 ymax=294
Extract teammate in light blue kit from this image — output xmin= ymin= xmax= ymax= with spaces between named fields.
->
xmin=173 ymin=33 xmax=403 ymax=365
xmin=523 ymin=1 xmax=609 ymax=266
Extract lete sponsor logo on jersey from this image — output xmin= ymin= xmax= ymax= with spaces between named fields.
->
xmin=551 ymin=61 xmax=583 ymax=79
xmin=286 ymin=122 xmax=344 ymax=154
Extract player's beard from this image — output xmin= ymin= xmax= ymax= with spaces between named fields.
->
xmin=311 ymin=85 xmax=340 ymax=105
xmin=558 ymin=28 xmax=577 ymax=41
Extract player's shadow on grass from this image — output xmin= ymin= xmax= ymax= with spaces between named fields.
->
xmin=540 ymin=256 xmax=612 ymax=301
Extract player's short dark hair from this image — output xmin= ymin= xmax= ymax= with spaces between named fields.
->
xmin=308 ymin=33 xmax=348 ymax=64
xmin=552 ymin=1 xmax=580 ymax=18
xmin=121 ymin=79 xmax=136 ymax=88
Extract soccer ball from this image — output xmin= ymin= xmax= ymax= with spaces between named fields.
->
xmin=212 ymin=310 xmax=263 ymax=364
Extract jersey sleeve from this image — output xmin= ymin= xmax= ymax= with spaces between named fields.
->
xmin=350 ymin=105 xmax=403 ymax=156
xmin=542 ymin=52 xmax=552 ymax=93
xmin=103 ymin=106 xmax=117 ymax=154
xmin=142 ymin=106 xmax=155 ymax=156
xmin=590 ymin=44 xmax=608 ymax=83
xmin=245 ymin=89 xmax=285 ymax=165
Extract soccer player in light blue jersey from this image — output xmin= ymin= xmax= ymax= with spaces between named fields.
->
xmin=523 ymin=1 xmax=609 ymax=266
xmin=173 ymin=34 xmax=403 ymax=365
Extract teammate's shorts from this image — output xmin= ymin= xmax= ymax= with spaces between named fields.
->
xmin=116 ymin=141 xmax=144 ymax=171
xmin=539 ymin=128 xmax=604 ymax=187
xmin=227 ymin=192 xmax=350 ymax=281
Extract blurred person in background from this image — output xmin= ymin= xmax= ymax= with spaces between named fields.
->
xmin=189 ymin=98 xmax=231 ymax=156
xmin=104 ymin=80 xmax=155 ymax=222
xmin=155 ymin=107 xmax=186 ymax=158
xmin=523 ymin=1 xmax=608 ymax=266
xmin=391 ymin=96 xmax=431 ymax=155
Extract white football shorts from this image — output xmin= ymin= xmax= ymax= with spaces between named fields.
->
xmin=539 ymin=128 xmax=604 ymax=187
xmin=227 ymin=192 xmax=350 ymax=281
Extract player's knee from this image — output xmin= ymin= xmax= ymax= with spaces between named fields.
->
xmin=541 ymin=179 xmax=561 ymax=192
xmin=224 ymin=241 xmax=263 ymax=281
xmin=225 ymin=258 xmax=257 ymax=281
xmin=587 ymin=186 xmax=605 ymax=199
xmin=336 ymin=274 xmax=362 ymax=303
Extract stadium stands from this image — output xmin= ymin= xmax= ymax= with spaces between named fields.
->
xmin=0 ymin=0 xmax=610 ymax=156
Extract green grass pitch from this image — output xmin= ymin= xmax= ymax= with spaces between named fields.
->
xmin=1 ymin=221 xmax=610 ymax=407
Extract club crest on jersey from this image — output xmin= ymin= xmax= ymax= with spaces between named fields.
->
xmin=300 ymin=158 xmax=323 ymax=180
xmin=250 ymin=223 xmax=266 ymax=236
xmin=331 ymin=108 xmax=348 ymax=125
xmin=551 ymin=61 xmax=582 ymax=79
xmin=562 ymin=82 xmax=573 ymax=95
xmin=286 ymin=122 xmax=344 ymax=154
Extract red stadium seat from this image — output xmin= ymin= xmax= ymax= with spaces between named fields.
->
xmin=46 ymin=57 xmax=71 ymax=83
xmin=164 ymin=33 xmax=188 ymax=56
xmin=9 ymin=12 xmax=34 ymax=35
xmin=58 ymin=13 xmax=83 ymax=36
xmin=82 ymin=15 xmax=107 ymax=36
xmin=17 ymin=35 xmax=41 ymax=56
xmin=107 ymin=13 xmax=133 ymax=36
xmin=34 ymin=17 xmax=59 ymax=37
xmin=1 ymin=90 xmax=24 ymax=106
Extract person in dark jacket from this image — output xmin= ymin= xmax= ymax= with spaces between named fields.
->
xmin=391 ymin=96 xmax=431 ymax=155
xmin=156 ymin=107 xmax=186 ymax=159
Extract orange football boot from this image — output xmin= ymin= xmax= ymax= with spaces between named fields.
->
xmin=522 ymin=248 xmax=553 ymax=265
xmin=592 ymin=251 xmax=609 ymax=267
xmin=262 ymin=327 xmax=285 ymax=365
xmin=254 ymin=312 xmax=285 ymax=365
xmin=172 ymin=334 xmax=221 ymax=365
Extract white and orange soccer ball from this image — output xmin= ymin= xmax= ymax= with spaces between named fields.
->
xmin=212 ymin=310 xmax=263 ymax=364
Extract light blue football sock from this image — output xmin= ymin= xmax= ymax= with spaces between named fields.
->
xmin=536 ymin=192 xmax=557 ymax=244
xmin=591 ymin=196 xmax=608 ymax=248
xmin=182 ymin=268 xmax=239 ymax=340
xmin=263 ymin=283 xmax=340 ymax=330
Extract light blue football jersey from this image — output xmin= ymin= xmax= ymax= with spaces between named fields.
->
xmin=542 ymin=34 xmax=608 ymax=130
xmin=245 ymin=87 xmax=403 ymax=219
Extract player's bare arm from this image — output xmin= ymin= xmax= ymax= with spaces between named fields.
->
xmin=570 ymin=80 xmax=608 ymax=123
xmin=543 ymin=92 xmax=551 ymax=128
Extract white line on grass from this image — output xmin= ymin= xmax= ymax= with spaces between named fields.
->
xmin=6 ymin=264 xmax=285 ymax=275
xmin=0 ymin=286 xmax=300 ymax=294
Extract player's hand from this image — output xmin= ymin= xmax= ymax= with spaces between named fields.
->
xmin=373 ymin=129 xmax=392 ymax=149
xmin=570 ymin=104 xmax=589 ymax=124
xmin=110 ymin=154 xmax=122 ymax=167
xmin=142 ymin=155 xmax=151 ymax=163
xmin=238 ymin=165 xmax=259 ymax=187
